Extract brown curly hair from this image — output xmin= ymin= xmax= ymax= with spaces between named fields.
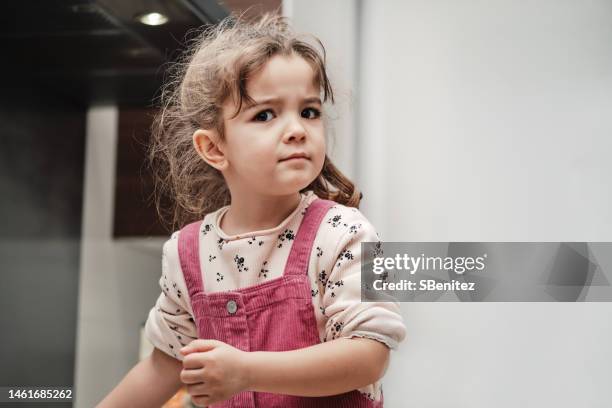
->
xmin=148 ymin=12 xmax=362 ymax=232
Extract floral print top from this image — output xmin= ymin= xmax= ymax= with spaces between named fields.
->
xmin=145 ymin=190 xmax=407 ymax=402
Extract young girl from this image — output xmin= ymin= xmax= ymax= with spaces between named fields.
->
xmin=99 ymin=13 xmax=406 ymax=408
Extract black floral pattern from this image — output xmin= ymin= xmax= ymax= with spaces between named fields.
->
xmin=348 ymin=223 xmax=362 ymax=235
xmin=326 ymin=214 xmax=348 ymax=228
xmin=373 ymin=240 xmax=384 ymax=258
xmin=248 ymin=236 xmax=264 ymax=246
xmin=233 ymin=254 xmax=248 ymax=273
xmin=276 ymin=228 xmax=295 ymax=248
xmin=336 ymin=249 xmax=354 ymax=268
xmin=318 ymin=270 xmax=328 ymax=287
xmin=259 ymin=260 xmax=269 ymax=279
xmin=326 ymin=279 xmax=344 ymax=297
xmin=165 ymin=282 xmax=181 ymax=299
xmin=216 ymin=272 xmax=224 ymax=282
xmin=330 ymin=320 xmax=344 ymax=339
xmin=201 ymin=223 xmax=212 ymax=236
xmin=317 ymin=269 xmax=346 ymax=298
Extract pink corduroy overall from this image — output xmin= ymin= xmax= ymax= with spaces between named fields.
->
xmin=178 ymin=198 xmax=384 ymax=408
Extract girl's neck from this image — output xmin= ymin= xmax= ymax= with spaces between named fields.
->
xmin=220 ymin=191 xmax=302 ymax=236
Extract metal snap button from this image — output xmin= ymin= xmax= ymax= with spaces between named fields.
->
xmin=226 ymin=300 xmax=238 ymax=315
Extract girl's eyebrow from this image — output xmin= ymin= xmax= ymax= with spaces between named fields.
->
xmin=245 ymin=96 xmax=322 ymax=110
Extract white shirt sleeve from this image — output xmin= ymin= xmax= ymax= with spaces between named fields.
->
xmin=321 ymin=217 xmax=407 ymax=350
xmin=144 ymin=232 xmax=197 ymax=361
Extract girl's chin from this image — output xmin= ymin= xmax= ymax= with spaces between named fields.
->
xmin=268 ymin=177 xmax=316 ymax=195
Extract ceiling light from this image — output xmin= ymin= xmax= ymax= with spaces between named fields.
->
xmin=136 ymin=12 xmax=169 ymax=26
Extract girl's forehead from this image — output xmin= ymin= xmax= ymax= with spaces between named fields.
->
xmin=246 ymin=54 xmax=319 ymax=97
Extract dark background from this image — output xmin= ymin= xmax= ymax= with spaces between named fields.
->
xmin=0 ymin=1 xmax=279 ymax=405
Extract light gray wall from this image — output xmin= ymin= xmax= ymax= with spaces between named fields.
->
xmin=362 ymin=1 xmax=612 ymax=407
xmin=73 ymin=106 xmax=165 ymax=407
xmin=360 ymin=0 xmax=612 ymax=241
xmin=296 ymin=0 xmax=612 ymax=406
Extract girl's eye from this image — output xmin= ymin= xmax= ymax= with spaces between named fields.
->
xmin=253 ymin=110 xmax=274 ymax=122
xmin=302 ymin=107 xmax=321 ymax=119
xmin=253 ymin=107 xmax=321 ymax=122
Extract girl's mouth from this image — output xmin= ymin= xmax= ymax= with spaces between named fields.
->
xmin=280 ymin=153 xmax=309 ymax=162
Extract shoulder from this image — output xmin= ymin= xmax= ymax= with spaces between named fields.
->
xmin=162 ymin=219 xmax=207 ymax=270
xmin=162 ymin=229 xmax=182 ymax=272
xmin=163 ymin=230 xmax=180 ymax=269
xmin=163 ymin=215 xmax=216 ymax=279
xmin=314 ymin=200 xmax=380 ymax=252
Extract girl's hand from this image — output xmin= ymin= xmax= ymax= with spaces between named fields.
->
xmin=179 ymin=339 xmax=251 ymax=407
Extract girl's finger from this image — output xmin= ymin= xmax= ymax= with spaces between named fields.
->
xmin=182 ymin=353 xmax=206 ymax=369
xmin=181 ymin=339 xmax=218 ymax=354
xmin=186 ymin=382 xmax=210 ymax=397
xmin=180 ymin=367 xmax=205 ymax=384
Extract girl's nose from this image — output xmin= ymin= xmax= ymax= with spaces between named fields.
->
xmin=282 ymin=118 xmax=307 ymax=143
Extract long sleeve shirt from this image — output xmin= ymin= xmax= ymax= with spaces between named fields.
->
xmin=144 ymin=190 xmax=407 ymax=402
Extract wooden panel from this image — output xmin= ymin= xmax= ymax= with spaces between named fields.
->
xmin=114 ymin=107 xmax=169 ymax=236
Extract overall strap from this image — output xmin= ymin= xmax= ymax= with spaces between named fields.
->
xmin=284 ymin=198 xmax=336 ymax=276
xmin=178 ymin=221 xmax=204 ymax=300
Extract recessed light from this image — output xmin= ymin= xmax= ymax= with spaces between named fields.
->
xmin=136 ymin=12 xmax=169 ymax=26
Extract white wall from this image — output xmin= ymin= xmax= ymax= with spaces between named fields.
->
xmin=295 ymin=0 xmax=612 ymax=406
xmin=358 ymin=1 xmax=612 ymax=407
xmin=361 ymin=0 xmax=612 ymax=241
xmin=74 ymin=106 xmax=165 ymax=407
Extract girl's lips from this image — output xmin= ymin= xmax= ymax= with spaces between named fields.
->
xmin=281 ymin=157 xmax=308 ymax=162
xmin=279 ymin=154 xmax=310 ymax=162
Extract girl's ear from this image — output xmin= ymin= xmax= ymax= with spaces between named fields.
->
xmin=193 ymin=129 xmax=229 ymax=171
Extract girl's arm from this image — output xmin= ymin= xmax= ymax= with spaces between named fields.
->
xmin=245 ymin=337 xmax=390 ymax=397
xmin=96 ymin=347 xmax=183 ymax=408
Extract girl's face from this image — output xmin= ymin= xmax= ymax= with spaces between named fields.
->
xmin=218 ymin=54 xmax=326 ymax=197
